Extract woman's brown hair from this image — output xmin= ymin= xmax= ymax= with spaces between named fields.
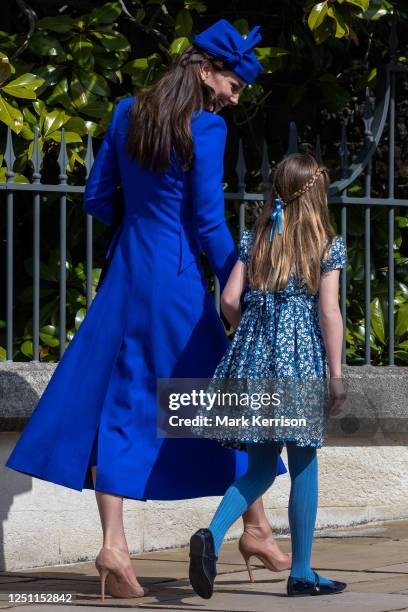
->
xmin=249 ymin=153 xmax=335 ymax=294
xmin=126 ymin=45 xmax=226 ymax=173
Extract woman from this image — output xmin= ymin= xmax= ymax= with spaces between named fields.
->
xmin=5 ymin=19 xmax=289 ymax=599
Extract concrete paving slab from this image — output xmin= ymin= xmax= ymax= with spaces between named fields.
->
xmin=347 ymin=575 xmax=408 ymax=593
xmin=310 ymin=538 xmax=408 ymax=571
xmin=1 ymin=520 xmax=408 ymax=611
xmin=371 ymin=562 xmax=408 ymax=573
xmin=66 ymin=568 xmax=408 ymax=610
xmin=136 ymin=590 xmax=408 ymax=612
xmin=0 ymin=577 xmax=33 ymax=585
xmin=2 ymin=561 xmax=242 ymax=586
xmin=0 ymin=583 xmax=183 ymax=609
xmin=188 ymin=566 xmax=408 ymax=594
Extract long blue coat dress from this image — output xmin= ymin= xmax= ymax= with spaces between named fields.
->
xmin=6 ymin=97 xmax=286 ymax=500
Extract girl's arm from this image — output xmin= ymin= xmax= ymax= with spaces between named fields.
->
xmin=318 ymin=269 xmax=343 ymax=378
xmin=220 ymin=260 xmax=248 ymax=329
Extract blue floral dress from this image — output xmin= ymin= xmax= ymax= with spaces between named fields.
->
xmin=203 ymin=229 xmax=347 ymax=449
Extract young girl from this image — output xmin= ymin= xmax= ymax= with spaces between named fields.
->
xmin=189 ymin=153 xmax=347 ymax=598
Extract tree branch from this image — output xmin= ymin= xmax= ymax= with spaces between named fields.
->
xmin=118 ymin=0 xmax=170 ymax=49
xmin=12 ymin=0 xmax=38 ymax=59
xmin=233 ymin=89 xmax=274 ymax=126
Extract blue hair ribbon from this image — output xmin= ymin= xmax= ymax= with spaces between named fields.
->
xmin=269 ymin=196 xmax=285 ymax=243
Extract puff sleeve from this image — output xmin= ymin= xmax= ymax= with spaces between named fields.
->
xmin=190 ymin=112 xmax=237 ymax=292
xmin=321 ymin=235 xmax=347 ymax=274
xmin=237 ymin=229 xmax=254 ymax=264
xmin=83 ymin=101 xmax=123 ymax=226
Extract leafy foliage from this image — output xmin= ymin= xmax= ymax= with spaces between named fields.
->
xmin=0 ymin=0 xmax=407 ymax=364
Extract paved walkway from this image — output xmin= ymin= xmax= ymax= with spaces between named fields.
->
xmin=1 ymin=520 xmax=407 ymax=611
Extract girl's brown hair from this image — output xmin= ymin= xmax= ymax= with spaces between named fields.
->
xmin=249 ymin=153 xmax=335 ymax=294
xmin=126 ymin=45 xmax=227 ymax=173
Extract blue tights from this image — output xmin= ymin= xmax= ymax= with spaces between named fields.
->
xmin=209 ymin=442 xmax=333 ymax=584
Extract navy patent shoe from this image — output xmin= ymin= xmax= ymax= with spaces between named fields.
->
xmin=287 ymin=571 xmax=347 ymax=596
xmin=189 ymin=528 xmax=218 ymax=599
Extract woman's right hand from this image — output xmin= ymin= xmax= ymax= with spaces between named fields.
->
xmin=329 ymin=377 xmax=347 ymax=416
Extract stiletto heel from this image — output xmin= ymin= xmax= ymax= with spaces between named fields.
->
xmin=99 ymin=567 xmax=109 ymax=601
xmin=95 ymin=547 xmax=146 ymax=600
xmin=241 ymin=553 xmax=254 ymax=582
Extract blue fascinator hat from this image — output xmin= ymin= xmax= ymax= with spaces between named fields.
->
xmin=194 ymin=18 xmax=264 ymax=84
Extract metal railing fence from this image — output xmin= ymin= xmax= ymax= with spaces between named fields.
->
xmin=1 ymin=58 xmax=407 ymax=366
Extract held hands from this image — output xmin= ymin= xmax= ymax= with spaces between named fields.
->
xmin=328 ymin=377 xmax=347 ymax=416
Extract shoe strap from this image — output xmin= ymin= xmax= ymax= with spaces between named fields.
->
xmin=313 ymin=571 xmax=321 ymax=593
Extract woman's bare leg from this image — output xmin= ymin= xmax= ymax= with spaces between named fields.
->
xmin=91 ymin=466 xmax=129 ymax=553
xmin=91 ymin=466 xmax=145 ymax=596
xmin=243 ymin=496 xmax=270 ymax=530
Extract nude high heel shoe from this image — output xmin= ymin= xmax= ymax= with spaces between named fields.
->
xmin=239 ymin=530 xmax=292 ymax=582
xmin=95 ymin=547 xmax=147 ymax=600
